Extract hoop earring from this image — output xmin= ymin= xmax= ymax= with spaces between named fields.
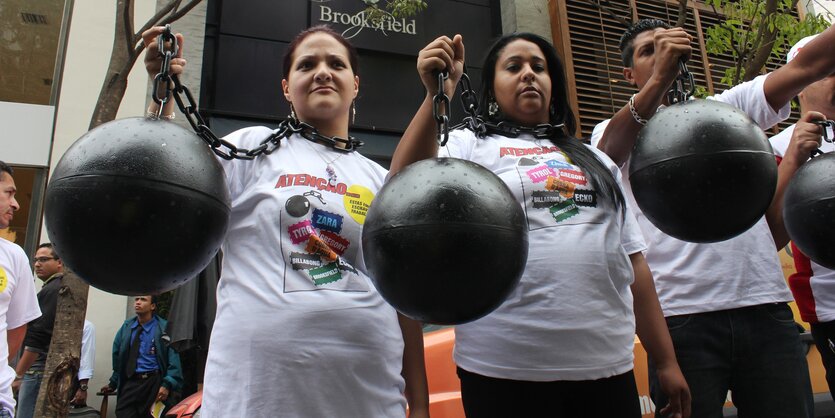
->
xmin=488 ymin=99 xmax=499 ymax=117
xmin=289 ymin=102 xmax=297 ymax=121
xmin=351 ymin=100 xmax=356 ymax=125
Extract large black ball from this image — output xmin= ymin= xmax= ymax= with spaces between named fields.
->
xmin=784 ymin=153 xmax=835 ymax=269
xmin=628 ymin=99 xmax=777 ymax=243
xmin=45 ymin=117 xmax=230 ymax=295
xmin=362 ymin=158 xmax=528 ymax=325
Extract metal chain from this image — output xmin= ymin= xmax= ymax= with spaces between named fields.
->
xmin=810 ymin=119 xmax=835 ymax=158
xmin=151 ymin=25 xmax=361 ymax=160
xmin=482 ymin=121 xmax=564 ymax=139
xmin=432 ymin=71 xmax=451 ymax=146
xmin=667 ymin=60 xmax=695 ymax=104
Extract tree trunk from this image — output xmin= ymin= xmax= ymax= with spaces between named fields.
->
xmin=742 ymin=0 xmax=780 ymax=81
xmin=89 ymin=0 xmax=136 ymax=129
xmin=33 ymin=273 xmax=88 ymax=418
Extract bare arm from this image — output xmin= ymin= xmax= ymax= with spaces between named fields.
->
xmin=397 ymin=314 xmax=429 ymax=418
xmin=390 ymin=35 xmax=465 ymax=176
xmin=597 ymin=28 xmax=692 ymax=165
xmin=13 ymin=347 xmax=37 ymax=376
xmin=7 ymin=324 xmax=27 ymax=363
xmin=597 ymin=77 xmax=672 ymax=165
xmin=630 ymin=252 xmax=691 ymax=418
xmin=764 ymin=25 xmax=835 ymax=111
xmin=766 ymin=112 xmax=826 ymax=249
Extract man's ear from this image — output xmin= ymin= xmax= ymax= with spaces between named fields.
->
xmin=623 ymin=67 xmax=637 ymax=86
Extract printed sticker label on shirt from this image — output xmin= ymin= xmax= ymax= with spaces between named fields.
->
xmin=525 ymin=164 xmax=555 ymax=183
xmin=558 ymin=169 xmax=587 ymax=186
xmin=545 ymin=159 xmax=573 ymax=170
xmin=308 ymin=263 xmax=343 ymax=286
xmin=311 ymin=209 xmax=343 ymax=234
xmin=531 ymin=191 xmax=563 ymax=209
xmin=305 ymin=235 xmax=339 ymax=263
xmin=545 ymin=176 xmax=575 ymax=198
xmin=550 ymin=199 xmax=579 ymax=223
xmin=319 ymin=230 xmax=350 ymax=255
xmin=344 ymin=185 xmax=375 ymax=225
xmin=290 ymin=252 xmax=323 ymax=270
xmin=573 ymin=190 xmax=598 ymax=207
xmin=288 ymin=220 xmax=316 ymax=245
xmin=0 ymin=267 xmax=7 ymax=293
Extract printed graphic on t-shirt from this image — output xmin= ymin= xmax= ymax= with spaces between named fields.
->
xmin=0 ymin=267 xmax=7 ymax=293
xmin=277 ymin=173 xmax=373 ymax=293
xmin=503 ymin=146 xmax=604 ymax=231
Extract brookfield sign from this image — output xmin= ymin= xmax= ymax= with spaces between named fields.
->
xmin=317 ymin=5 xmax=418 ymax=39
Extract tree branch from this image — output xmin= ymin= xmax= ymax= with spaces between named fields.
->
xmin=583 ymin=0 xmax=632 ymax=27
xmin=675 ymin=0 xmax=688 ymax=28
xmin=744 ymin=0 xmax=779 ymax=81
xmin=134 ymin=0 xmax=184 ymax=45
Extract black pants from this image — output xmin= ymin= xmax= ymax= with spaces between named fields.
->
xmin=812 ymin=320 xmax=835 ymax=401
xmin=115 ymin=372 xmax=161 ymax=418
xmin=457 ymin=367 xmax=642 ymax=418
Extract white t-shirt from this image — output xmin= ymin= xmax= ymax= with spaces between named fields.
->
xmin=445 ymin=128 xmax=647 ymax=381
xmin=78 ymin=320 xmax=95 ymax=381
xmin=591 ymin=74 xmax=794 ymax=317
xmin=770 ymin=124 xmax=835 ymax=323
xmin=0 ymin=238 xmax=41 ymax=414
xmin=201 ymin=128 xmax=406 ymax=418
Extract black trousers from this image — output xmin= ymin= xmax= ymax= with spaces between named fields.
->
xmin=115 ymin=372 xmax=161 ymax=418
xmin=457 ymin=367 xmax=642 ymax=418
xmin=812 ymin=320 xmax=835 ymax=401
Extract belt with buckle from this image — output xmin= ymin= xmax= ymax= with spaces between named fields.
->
xmin=133 ymin=370 xmax=159 ymax=379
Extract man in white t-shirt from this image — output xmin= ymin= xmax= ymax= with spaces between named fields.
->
xmin=769 ymin=34 xmax=835 ymax=402
xmin=591 ymin=19 xmax=835 ymax=418
xmin=0 ymin=160 xmax=42 ymax=417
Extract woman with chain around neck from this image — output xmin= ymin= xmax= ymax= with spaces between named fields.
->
xmin=142 ymin=25 xmax=428 ymax=418
xmin=390 ymin=32 xmax=690 ymax=417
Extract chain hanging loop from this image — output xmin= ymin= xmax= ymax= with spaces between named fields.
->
xmin=432 ymin=71 xmax=451 ymax=146
xmin=810 ymin=119 xmax=835 ymax=158
xmin=667 ymin=60 xmax=695 ymax=105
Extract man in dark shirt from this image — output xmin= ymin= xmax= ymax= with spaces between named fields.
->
xmin=101 ymin=296 xmax=182 ymax=418
xmin=12 ymin=243 xmax=71 ymax=418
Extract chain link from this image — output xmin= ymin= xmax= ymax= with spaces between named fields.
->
xmin=810 ymin=119 xmax=835 ymax=158
xmin=667 ymin=60 xmax=695 ymax=105
xmin=432 ymin=71 xmax=451 ymax=146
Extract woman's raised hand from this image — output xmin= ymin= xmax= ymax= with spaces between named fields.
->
xmin=417 ymin=34 xmax=465 ymax=98
xmin=141 ymin=26 xmax=187 ymax=79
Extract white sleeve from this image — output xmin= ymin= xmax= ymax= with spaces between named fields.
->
xmin=590 ymin=119 xmax=611 ymax=148
xmin=6 ymin=249 xmax=40 ymax=330
xmin=593 ymin=147 xmax=646 ymax=254
xmin=439 ymin=129 xmax=478 ymax=160
xmin=709 ymin=74 xmax=791 ymax=130
xmin=78 ymin=320 xmax=95 ymax=380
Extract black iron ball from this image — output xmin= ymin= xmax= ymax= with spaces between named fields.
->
xmin=784 ymin=153 xmax=835 ymax=269
xmin=628 ymin=99 xmax=777 ymax=243
xmin=362 ymin=158 xmax=528 ymax=325
xmin=45 ymin=117 xmax=230 ymax=295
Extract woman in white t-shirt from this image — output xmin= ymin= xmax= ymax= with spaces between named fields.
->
xmin=391 ymin=32 xmax=690 ymax=417
xmin=141 ymin=26 xmax=429 ymax=418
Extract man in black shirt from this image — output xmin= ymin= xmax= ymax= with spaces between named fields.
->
xmin=12 ymin=243 xmax=75 ymax=418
